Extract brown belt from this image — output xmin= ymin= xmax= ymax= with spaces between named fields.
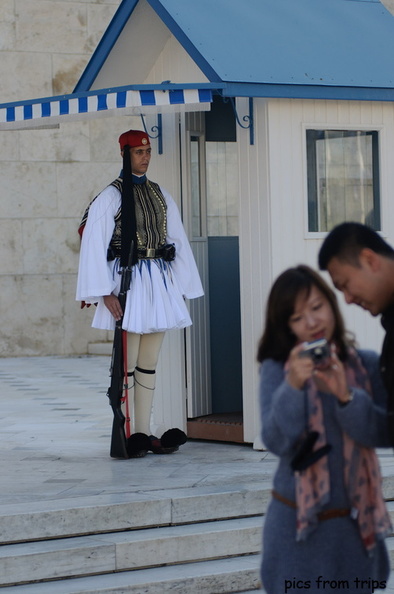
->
xmin=272 ymin=490 xmax=351 ymax=521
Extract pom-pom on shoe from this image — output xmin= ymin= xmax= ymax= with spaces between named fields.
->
xmin=126 ymin=433 xmax=150 ymax=458
xmin=148 ymin=435 xmax=179 ymax=455
xmin=161 ymin=428 xmax=187 ymax=448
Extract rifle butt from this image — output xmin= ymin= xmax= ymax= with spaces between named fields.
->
xmin=110 ymin=410 xmax=129 ymax=459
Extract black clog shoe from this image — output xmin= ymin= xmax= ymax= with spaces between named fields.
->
xmin=148 ymin=429 xmax=187 ymax=455
xmin=126 ymin=433 xmax=151 ymax=458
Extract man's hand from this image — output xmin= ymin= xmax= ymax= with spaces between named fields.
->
xmin=103 ymin=294 xmax=123 ymax=321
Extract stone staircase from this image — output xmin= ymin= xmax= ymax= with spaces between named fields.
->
xmin=1 ymin=472 xmax=394 ymax=593
xmin=0 ymin=489 xmax=394 ymax=594
xmin=0 ymin=484 xmax=266 ymax=593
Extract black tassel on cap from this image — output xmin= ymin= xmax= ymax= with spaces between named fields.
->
xmin=121 ymin=145 xmax=138 ymax=267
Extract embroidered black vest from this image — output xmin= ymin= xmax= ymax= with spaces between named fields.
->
xmin=78 ymin=177 xmax=167 ymax=256
xmin=110 ymin=178 xmax=167 ymax=255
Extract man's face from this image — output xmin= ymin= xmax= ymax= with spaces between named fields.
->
xmin=327 ymin=251 xmax=390 ymax=316
xmin=130 ymin=145 xmax=151 ymax=175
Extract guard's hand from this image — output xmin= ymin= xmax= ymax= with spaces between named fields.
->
xmin=286 ymin=343 xmax=314 ymax=390
xmin=103 ymin=294 xmax=123 ymax=321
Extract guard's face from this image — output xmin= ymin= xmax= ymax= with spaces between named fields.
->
xmin=130 ymin=145 xmax=151 ymax=175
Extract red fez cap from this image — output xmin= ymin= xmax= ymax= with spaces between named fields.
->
xmin=118 ymin=129 xmax=150 ymax=150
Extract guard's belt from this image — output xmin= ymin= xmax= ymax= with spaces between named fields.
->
xmin=107 ymin=244 xmax=175 ymax=262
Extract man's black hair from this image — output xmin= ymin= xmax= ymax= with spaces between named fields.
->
xmin=318 ymin=222 xmax=394 ymax=270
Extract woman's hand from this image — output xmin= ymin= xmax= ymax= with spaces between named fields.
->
xmin=103 ymin=294 xmax=123 ymax=321
xmin=286 ymin=343 xmax=315 ymax=390
xmin=313 ymin=344 xmax=350 ymax=403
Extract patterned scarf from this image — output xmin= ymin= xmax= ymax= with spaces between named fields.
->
xmin=294 ymin=347 xmax=391 ymax=552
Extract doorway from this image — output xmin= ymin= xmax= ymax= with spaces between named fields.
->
xmin=184 ymin=99 xmax=243 ymax=442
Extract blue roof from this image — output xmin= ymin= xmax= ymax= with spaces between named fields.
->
xmin=76 ymin=0 xmax=394 ymax=101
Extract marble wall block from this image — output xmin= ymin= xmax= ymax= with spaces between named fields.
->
xmin=18 ymin=122 xmax=90 ymax=163
xmin=0 ymin=161 xmax=57 ymax=218
xmin=0 ymin=275 xmax=65 ymax=356
xmin=52 ymin=54 xmax=93 ymax=96
xmin=0 ymin=21 xmax=15 ymax=51
xmin=0 ymin=0 xmax=14 ymax=22
xmin=22 ymin=217 xmax=78 ymax=275
xmin=0 ymin=53 xmax=53 ymax=102
xmin=0 ymin=220 xmax=24 ymax=275
xmin=62 ymin=273 xmax=109 ymax=355
xmin=0 ymin=131 xmax=19 ymax=161
xmin=15 ymin=1 xmax=89 ymax=54
xmin=57 ymin=161 xmax=118 ymax=218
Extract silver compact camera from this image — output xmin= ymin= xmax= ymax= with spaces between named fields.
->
xmin=300 ymin=338 xmax=331 ymax=365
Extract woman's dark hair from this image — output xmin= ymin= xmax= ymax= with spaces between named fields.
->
xmin=256 ymin=265 xmax=350 ymax=363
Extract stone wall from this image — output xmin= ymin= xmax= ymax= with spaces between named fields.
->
xmin=381 ymin=0 xmax=394 ymax=16
xmin=0 ymin=0 xmax=147 ymax=356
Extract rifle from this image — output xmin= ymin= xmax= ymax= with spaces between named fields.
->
xmin=107 ymin=244 xmax=134 ymax=459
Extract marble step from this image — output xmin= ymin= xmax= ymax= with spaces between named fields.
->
xmin=87 ymin=342 xmax=112 ymax=355
xmin=0 ymin=516 xmax=262 ymax=587
xmin=2 ymin=485 xmax=393 ymax=546
xmin=0 ymin=485 xmax=269 ymax=545
xmin=2 ymin=484 xmax=393 ymax=546
xmin=2 ymin=539 xmax=394 ymax=594
xmin=0 ymin=554 xmax=262 ymax=594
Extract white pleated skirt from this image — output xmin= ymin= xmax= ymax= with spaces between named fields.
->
xmin=92 ymin=258 xmax=192 ymax=334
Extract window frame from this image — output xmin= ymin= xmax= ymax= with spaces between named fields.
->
xmin=303 ymin=125 xmax=382 ymax=237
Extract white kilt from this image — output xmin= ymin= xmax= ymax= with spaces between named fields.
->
xmin=76 ymin=182 xmax=203 ymax=333
xmin=92 ymin=258 xmax=192 ymax=333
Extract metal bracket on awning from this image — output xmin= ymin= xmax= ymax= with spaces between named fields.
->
xmin=140 ymin=113 xmax=163 ymax=154
xmin=229 ymin=97 xmax=254 ymax=145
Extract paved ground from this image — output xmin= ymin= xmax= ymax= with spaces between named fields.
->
xmin=0 ymin=355 xmax=393 ymax=592
xmin=0 ymin=355 xmax=275 ymax=507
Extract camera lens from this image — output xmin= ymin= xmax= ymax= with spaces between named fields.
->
xmin=312 ymin=348 xmax=325 ymax=363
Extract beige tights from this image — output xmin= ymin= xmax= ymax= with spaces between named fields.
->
xmin=126 ymin=332 xmax=165 ymax=435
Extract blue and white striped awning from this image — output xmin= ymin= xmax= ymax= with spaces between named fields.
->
xmin=0 ymin=84 xmax=214 ymax=130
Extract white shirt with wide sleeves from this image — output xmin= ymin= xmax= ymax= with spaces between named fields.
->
xmin=76 ymin=184 xmax=204 ymax=333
